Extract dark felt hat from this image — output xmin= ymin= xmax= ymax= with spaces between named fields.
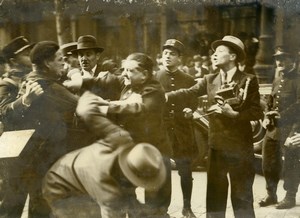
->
xmin=162 ymin=39 xmax=185 ymax=54
xmin=2 ymin=36 xmax=34 ymax=60
xmin=72 ymin=35 xmax=104 ymax=54
xmin=30 ymin=41 xmax=59 ymax=65
xmin=119 ymin=143 xmax=166 ymax=191
xmin=211 ymin=35 xmax=246 ymax=62
xmin=61 ymin=42 xmax=77 ymax=57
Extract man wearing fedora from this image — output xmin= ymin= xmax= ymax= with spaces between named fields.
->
xmin=69 ymin=35 xmax=120 ymax=100
xmin=167 ymin=35 xmax=263 ymax=218
xmin=154 ymin=39 xmax=197 ymax=218
xmin=0 ymin=36 xmax=44 ymax=218
xmin=42 ymin=104 xmax=167 ymax=218
xmin=259 ymin=46 xmax=300 ymax=209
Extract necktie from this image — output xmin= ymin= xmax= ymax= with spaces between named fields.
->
xmin=223 ymin=72 xmax=228 ymax=86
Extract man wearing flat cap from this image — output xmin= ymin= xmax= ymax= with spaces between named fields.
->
xmin=15 ymin=41 xmax=84 ymax=217
xmin=68 ymin=35 xmax=120 ymax=100
xmin=167 ymin=35 xmax=263 ymax=218
xmin=154 ymin=39 xmax=198 ymax=218
xmin=259 ymin=46 xmax=300 ymax=210
xmin=0 ymin=36 xmax=44 ymax=218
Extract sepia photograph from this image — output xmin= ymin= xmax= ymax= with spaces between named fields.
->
xmin=0 ymin=0 xmax=299 ymax=217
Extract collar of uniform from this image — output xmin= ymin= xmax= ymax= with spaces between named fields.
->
xmin=164 ymin=66 xmax=178 ymax=75
xmin=282 ymin=66 xmax=297 ymax=77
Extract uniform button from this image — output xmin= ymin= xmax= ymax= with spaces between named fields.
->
xmin=279 ymin=85 xmax=282 ymax=88
xmin=276 ymin=95 xmax=280 ymax=98
xmin=171 ymin=84 xmax=175 ymax=86
xmin=171 ymin=77 xmax=174 ymax=80
xmin=277 ymin=90 xmax=280 ymax=93
xmin=276 ymin=101 xmax=279 ymax=104
xmin=281 ymin=79 xmax=284 ymax=82
xmin=171 ymin=104 xmax=175 ymax=106
xmin=275 ymin=107 xmax=279 ymax=110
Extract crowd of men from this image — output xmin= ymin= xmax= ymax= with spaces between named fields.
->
xmin=0 ymin=33 xmax=298 ymax=218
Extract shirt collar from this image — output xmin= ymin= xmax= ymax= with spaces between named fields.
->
xmin=221 ymin=66 xmax=237 ymax=83
xmin=82 ymin=65 xmax=97 ymax=77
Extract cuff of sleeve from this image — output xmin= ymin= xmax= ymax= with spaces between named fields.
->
xmin=98 ymin=106 xmax=109 ymax=116
xmin=22 ymin=96 xmax=31 ymax=107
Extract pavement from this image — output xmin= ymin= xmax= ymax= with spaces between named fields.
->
xmin=21 ymin=170 xmax=300 ymax=218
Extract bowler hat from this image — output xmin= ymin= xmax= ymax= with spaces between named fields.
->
xmin=273 ymin=46 xmax=296 ymax=58
xmin=72 ymin=35 xmax=104 ymax=54
xmin=211 ymin=35 xmax=246 ymax=62
xmin=163 ymin=39 xmax=185 ymax=54
xmin=30 ymin=41 xmax=59 ymax=65
xmin=118 ymin=143 xmax=166 ymax=191
xmin=2 ymin=36 xmax=34 ymax=60
xmin=61 ymin=42 xmax=77 ymax=57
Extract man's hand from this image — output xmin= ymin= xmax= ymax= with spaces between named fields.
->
xmin=183 ymin=108 xmax=193 ymax=119
xmin=289 ymin=132 xmax=300 ymax=148
xmin=262 ymin=118 xmax=271 ymax=129
xmin=218 ymin=103 xmax=239 ymax=118
xmin=22 ymin=81 xmax=44 ymax=106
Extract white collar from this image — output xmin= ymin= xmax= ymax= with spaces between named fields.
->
xmin=82 ymin=65 xmax=97 ymax=77
xmin=221 ymin=66 xmax=237 ymax=83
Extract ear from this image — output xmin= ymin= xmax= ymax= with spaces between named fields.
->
xmin=43 ymin=59 xmax=51 ymax=69
xmin=9 ymin=57 xmax=17 ymax=65
xmin=230 ymin=53 xmax=237 ymax=61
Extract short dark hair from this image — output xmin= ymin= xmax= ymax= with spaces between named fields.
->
xmin=125 ymin=53 xmax=154 ymax=76
xmin=30 ymin=41 xmax=59 ymax=66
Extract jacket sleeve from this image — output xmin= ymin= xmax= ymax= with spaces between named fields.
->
xmin=236 ymin=76 xmax=264 ymax=121
xmin=0 ymin=81 xmax=30 ymax=123
xmin=107 ymin=86 xmax=164 ymax=115
xmin=166 ymin=77 xmax=207 ymax=106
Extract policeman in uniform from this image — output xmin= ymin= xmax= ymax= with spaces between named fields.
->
xmin=154 ymin=39 xmax=197 ymax=218
xmin=261 ymin=46 xmax=300 ymax=209
xmin=0 ymin=36 xmax=43 ymax=218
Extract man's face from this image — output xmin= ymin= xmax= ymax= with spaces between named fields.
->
xmin=275 ymin=55 xmax=294 ymax=72
xmin=48 ymin=50 xmax=65 ymax=79
xmin=212 ymin=45 xmax=235 ymax=68
xmin=77 ymin=49 xmax=100 ymax=72
xmin=14 ymin=47 xmax=32 ymax=69
xmin=121 ymin=59 xmax=146 ymax=86
xmin=161 ymin=48 xmax=181 ymax=69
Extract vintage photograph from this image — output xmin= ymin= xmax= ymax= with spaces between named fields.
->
xmin=0 ymin=0 xmax=299 ymax=217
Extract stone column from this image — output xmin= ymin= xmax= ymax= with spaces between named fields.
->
xmin=253 ymin=5 xmax=275 ymax=84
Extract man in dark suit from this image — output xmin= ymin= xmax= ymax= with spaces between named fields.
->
xmin=17 ymin=41 xmax=82 ymax=217
xmin=0 ymin=36 xmax=44 ymax=218
xmin=77 ymin=53 xmax=173 ymax=218
xmin=66 ymin=35 xmax=120 ymax=100
xmin=167 ymin=35 xmax=263 ymax=218
xmin=154 ymin=39 xmax=197 ymax=218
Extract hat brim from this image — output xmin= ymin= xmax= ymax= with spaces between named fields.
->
xmin=118 ymin=146 xmax=167 ymax=191
xmin=14 ymin=43 xmax=36 ymax=55
xmin=273 ymin=52 xmax=292 ymax=57
xmin=211 ymin=40 xmax=245 ymax=62
xmin=162 ymin=45 xmax=182 ymax=54
xmin=71 ymin=47 xmax=104 ymax=54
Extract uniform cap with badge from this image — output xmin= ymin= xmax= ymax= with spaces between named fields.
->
xmin=2 ymin=36 xmax=35 ymax=61
xmin=162 ymin=39 xmax=185 ymax=55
